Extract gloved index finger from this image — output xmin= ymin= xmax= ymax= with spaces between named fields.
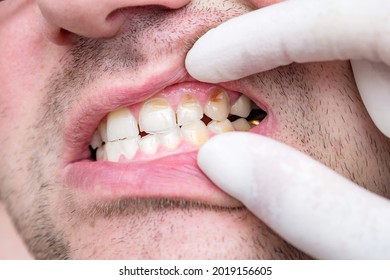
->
xmin=185 ymin=0 xmax=390 ymax=83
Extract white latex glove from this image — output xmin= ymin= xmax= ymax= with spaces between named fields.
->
xmin=198 ymin=133 xmax=390 ymax=259
xmin=186 ymin=0 xmax=390 ymax=137
xmin=187 ymin=0 xmax=390 ymax=259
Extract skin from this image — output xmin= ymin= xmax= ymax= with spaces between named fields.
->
xmin=0 ymin=0 xmax=389 ymax=259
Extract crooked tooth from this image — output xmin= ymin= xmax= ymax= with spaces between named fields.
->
xmin=105 ymin=138 xmax=139 ymax=162
xmin=181 ymin=120 xmax=209 ymax=146
xmin=90 ymin=129 xmax=102 ymax=149
xmin=177 ymin=94 xmax=203 ymax=126
xmin=98 ymin=122 xmax=108 ymax=143
xmin=232 ymin=118 xmax=251 ymax=131
xmin=207 ymin=119 xmax=234 ymax=134
xmin=158 ymin=127 xmax=181 ymax=150
xmin=230 ymin=95 xmax=252 ymax=118
xmin=106 ymin=108 xmax=139 ymax=142
xmin=204 ymin=89 xmax=230 ymax=121
xmin=139 ymin=98 xmax=176 ymax=133
xmin=138 ymin=134 xmax=160 ymax=155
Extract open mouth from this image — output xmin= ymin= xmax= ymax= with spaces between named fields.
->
xmin=62 ymin=71 xmax=271 ymax=208
xmin=88 ymin=82 xmax=267 ymax=163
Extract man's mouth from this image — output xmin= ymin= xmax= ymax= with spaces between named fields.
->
xmin=61 ymin=68 xmax=272 ymax=208
xmin=89 ymin=82 xmax=267 ymax=163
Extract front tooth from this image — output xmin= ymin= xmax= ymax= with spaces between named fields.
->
xmin=181 ymin=120 xmax=209 ymax=146
xmin=177 ymin=94 xmax=203 ymax=126
xmin=138 ymin=134 xmax=160 ymax=155
xmin=139 ymin=98 xmax=176 ymax=133
xmin=158 ymin=127 xmax=181 ymax=150
xmin=207 ymin=119 xmax=234 ymax=134
xmin=232 ymin=118 xmax=251 ymax=131
xmin=90 ymin=129 xmax=102 ymax=149
xmin=230 ymin=95 xmax=252 ymax=118
xmin=204 ymin=89 xmax=230 ymax=121
xmin=106 ymin=108 xmax=139 ymax=141
xmin=105 ymin=138 xmax=139 ymax=162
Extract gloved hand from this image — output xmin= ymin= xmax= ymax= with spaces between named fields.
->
xmin=186 ymin=0 xmax=390 ymax=137
xmin=186 ymin=0 xmax=390 ymax=259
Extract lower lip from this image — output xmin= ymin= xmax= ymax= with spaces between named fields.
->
xmin=63 ymin=149 xmax=243 ymax=207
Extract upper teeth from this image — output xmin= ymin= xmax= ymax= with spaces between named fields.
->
xmin=91 ymin=89 xmax=261 ymax=162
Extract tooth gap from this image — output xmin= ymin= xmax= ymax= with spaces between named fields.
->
xmin=89 ymin=145 xmax=97 ymax=161
xmin=201 ymin=115 xmax=212 ymax=125
xmin=245 ymin=108 xmax=267 ymax=123
xmin=228 ymin=115 xmax=240 ymax=122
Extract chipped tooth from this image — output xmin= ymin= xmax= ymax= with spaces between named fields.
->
xmin=158 ymin=127 xmax=181 ymax=150
xmin=177 ymin=94 xmax=203 ymax=126
xmin=204 ymin=89 xmax=231 ymax=121
xmin=230 ymin=95 xmax=252 ymax=118
xmin=139 ymin=98 xmax=176 ymax=133
xmin=181 ymin=120 xmax=209 ymax=146
xmin=105 ymin=138 xmax=139 ymax=162
xmin=138 ymin=134 xmax=160 ymax=155
xmin=96 ymin=146 xmax=107 ymax=161
xmin=207 ymin=119 xmax=234 ymax=134
xmin=106 ymin=108 xmax=139 ymax=142
xmin=90 ymin=129 xmax=102 ymax=149
xmin=232 ymin=118 xmax=251 ymax=131
xmin=98 ymin=122 xmax=108 ymax=143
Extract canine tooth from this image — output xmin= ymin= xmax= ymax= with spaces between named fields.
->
xmin=106 ymin=108 xmax=139 ymax=141
xmin=232 ymin=118 xmax=251 ymax=131
xmin=96 ymin=146 xmax=107 ymax=161
xmin=139 ymin=98 xmax=176 ymax=133
xmin=90 ymin=130 xmax=102 ymax=149
xmin=177 ymin=94 xmax=203 ymax=126
xmin=204 ymin=89 xmax=230 ymax=121
xmin=207 ymin=119 xmax=234 ymax=134
xmin=158 ymin=127 xmax=181 ymax=150
xmin=98 ymin=122 xmax=108 ymax=143
xmin=138 ymin=134 xmax=160 ymax=155
xmin=181 ymin=120 xmax=209 ymax=146
xmin=105 ymin=138 xmax=139 ymax=162
xmin=230 ymin=95 xmax=252 ymax=118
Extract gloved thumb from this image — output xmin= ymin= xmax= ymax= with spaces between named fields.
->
xmin=198 ymin=132 xmax=390 ymax=259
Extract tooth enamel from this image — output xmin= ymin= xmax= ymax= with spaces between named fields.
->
xmin=204 ymin=89 xmax=231 ymax=121
xmin=232 ymin=118 xmax=251 ymax=131
xmin=139 ymin=98 xmax=176 ymax=133
xmin=98 ymin=122 xmax=108 ymax=143
xmin=207 ymin=119 xmax=234 ymax=134
xmin=96 ymin=146 xmax=107 ymax=161
xmin=158 ymin=127 xmax=181 ymax=150
xmin=138 ymin=134 xmax=160 ymax=155
xmin=230 ymin=95 xmax=252 ymax=118
xmin=177 ymin=94 xmax=203 ymax=126
xmin=181 ymin=120 xmax=209 ymax=146
xmin=105 ymin=138 xmax=139 ymax=162
xmin=90 ymin=130 xmax=102 ymax=149
xmin=106 ymin=108 xmax=139 ymax=142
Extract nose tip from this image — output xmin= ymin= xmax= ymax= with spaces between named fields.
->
xmin=37 ymin=0 xmax=191 ymax=45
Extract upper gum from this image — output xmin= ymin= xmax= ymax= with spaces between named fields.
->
xmin=120 ymin=83 xmax=241 ymax=121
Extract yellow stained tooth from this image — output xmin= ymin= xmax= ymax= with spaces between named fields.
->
xmin=139 ymin=98 xmax=176 ymax=133
xmin=207 ymin=119 xmax=234 ymax=134
xmin=181 ymin=120 xmax=209 ymax=146
xmin=204 ymin=89 xmax=230 ymax=121
xmin=177 ymin=94 xmax=203 ymax=126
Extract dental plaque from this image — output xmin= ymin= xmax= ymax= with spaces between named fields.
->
xmin=89 ymin=88 xmax=266 ymax=162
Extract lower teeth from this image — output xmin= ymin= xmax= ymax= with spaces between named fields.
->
xmin=89 ymin=91 xmax=266 ymax=162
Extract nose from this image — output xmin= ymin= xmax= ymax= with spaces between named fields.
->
xmin=37 ymin=0 xmax=191 ymax=44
